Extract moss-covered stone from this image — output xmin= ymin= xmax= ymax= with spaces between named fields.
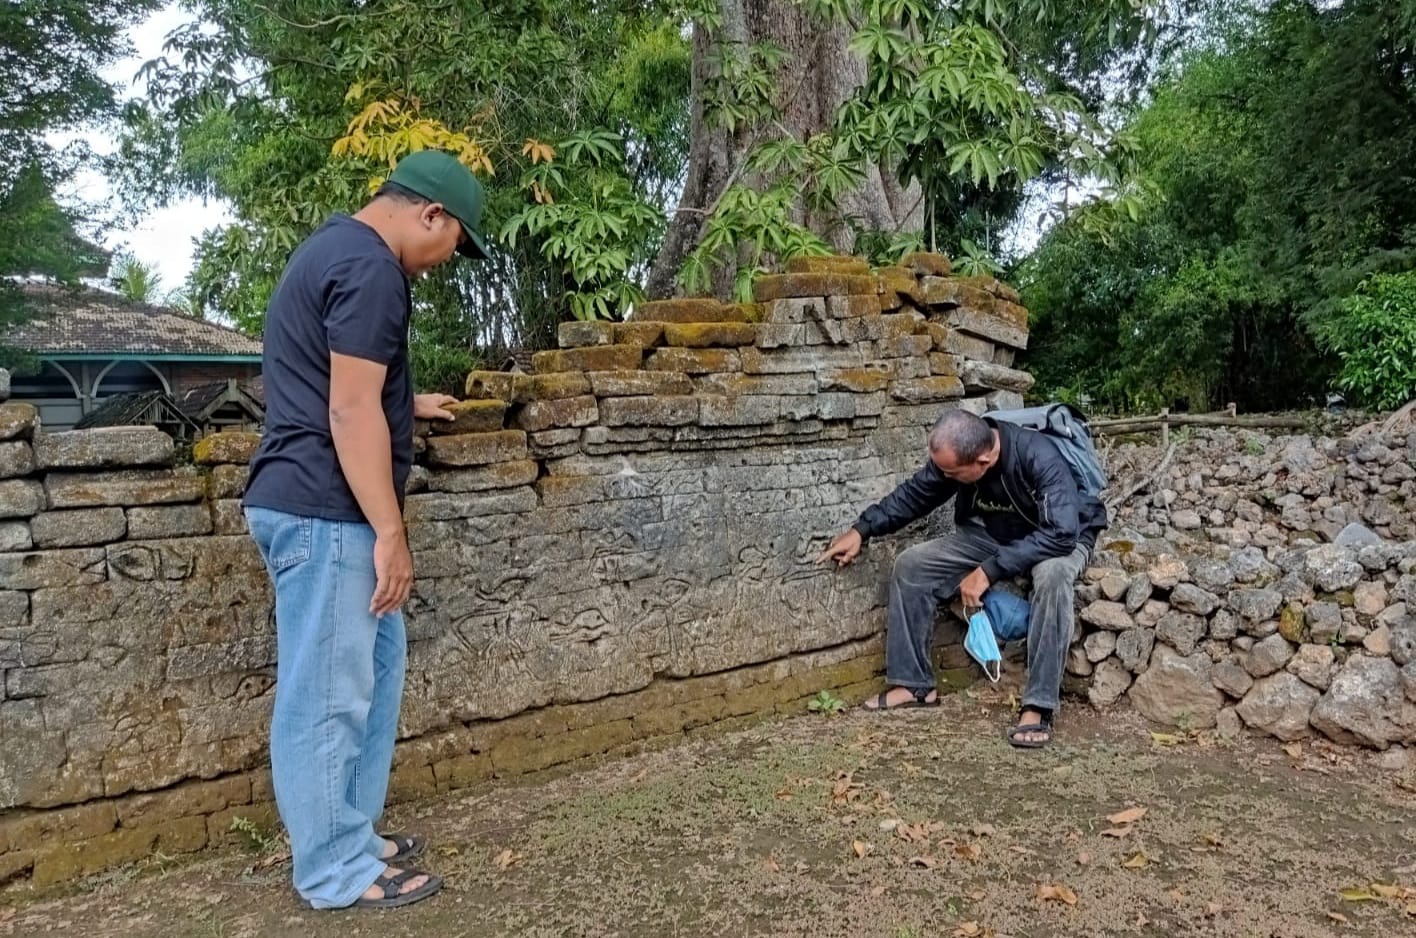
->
xmin=612 ymin=322 xmax=666 ymax=347
xmin=632 ymin=299 xmax=745 ymax=323
xmin=598 ymin=396 xmax=700 ymax=427
xmin=511 ymin=372 xmax=594 ymax=403
xmin=431 ymin=753 xmax=494 ymax=791
xmin=929 ymin=353 xmax=960 ymax=376
xmin=531 ymin=345 xmax=644 ymax=375
xmin=732 ymin=302 xmax=766 ymax=323
xmin=644 ymin=348 xmax=741 ymax=374
xmin=464 ymin=370 xmax=515 ymax=402
xmin=511 ymin=395 xmax=598 ymax=433
xmin=890 ymin=376 xmax=965 ymax=403
xmin=663 ymin=322 xmax=758 ymax=348
xmin=1279 ymin=603 xmax=1309 ymax=643
xmin=586 ymin=370 xmax=692 ymax=397
xmin=957 ymin=274 xmax=1022 ymax=304
xmin=818 ymin=368 xmax=892 ymax=393
xmin=919 ymin=277 xmax=996 ymax=311
xmin=874 ymin=265 xmax=918 ymax=296
xmin=0 ymin=402 xmax=37 ymax=442
xmin=489 ymin=719 xmax=637 ymax=776
xmin=785 ymin=255 xmax=872 ymax=276
xmin=751 ymin=273 xmax=878 ymax=302
xmin=191 ymin=432 xmax=261 ymax=466
xmin=902 ymin=252 xmax=954 ymax=277
xmin=424 ymin=430 xmax=529 ymax=468
xmin=429 ymin=400 xmax=507 ymax=434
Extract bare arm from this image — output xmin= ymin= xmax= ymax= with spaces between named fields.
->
xmin=329 ymin=351 xmax=411 ymax=615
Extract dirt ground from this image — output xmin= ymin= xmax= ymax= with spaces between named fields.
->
xmin=4 ymin=683 xmax=1416 ymax=938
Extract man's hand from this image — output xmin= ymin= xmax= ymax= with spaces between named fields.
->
xmin=960 ymin=566 xmax=990 ymax=607
xmin=818 ymin=529 xmax=863 ymax=567
xmin=414 ymin=393 xmax=459 ymax=421
xmin=371 ymin=527 xmax=414 ymax=616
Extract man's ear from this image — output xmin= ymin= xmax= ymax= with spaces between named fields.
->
xmin=420 ymin=202 xmax=447 ymax=228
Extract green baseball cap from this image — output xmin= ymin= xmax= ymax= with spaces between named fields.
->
xmin=387 ymin=149 xmax=491 ymax=259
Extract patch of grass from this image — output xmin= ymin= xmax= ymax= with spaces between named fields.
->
xmin=807 ymin=689 xmax=847 ymax=715
xmin=230 ymin=816 xmax=282 ymax=855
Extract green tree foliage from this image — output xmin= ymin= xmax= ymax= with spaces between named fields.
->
xmin=1019 ymin=0 xmax=1416 ymax=413
xmin=1316 ymin=272 xmax=1416 ymax=410
xmin=0 ymin=0 xmax=155 ymax=349
xmin=120 ymin=0 xmax=691 ymax=392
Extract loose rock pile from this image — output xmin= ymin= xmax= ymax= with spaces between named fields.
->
xmin=1067 ymin=427 xmax=1416 ymax=750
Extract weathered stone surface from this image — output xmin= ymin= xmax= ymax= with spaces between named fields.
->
xmin=511 ymin=396 xmax=598 ymax=433
xmin=1230 ymin=588 xmax=1283 ymax=622
xmin=1278 ymin=603 xmax=1307 ymax=643
xmin=0 ymin=441 xmax=34 ymax=479
xmin=1116 ymin=628 xmax=1156 ymax=673
xmin=1287 ymin=643 xmax=1336 ymax=690
xmin=1088 ymin=657 xmax=1132 ymax=707
xmin=611 ymin=322 xmax=666 ymax=348
xmin=944 ymin=307 xmax=1028 ymax=350
xmin=1237 ymin=672 xmax=1320 ymax=741
xmin=1311 ymin=655 xmax=1416 ymax=749
xmin=206 ymin=464 xmax=248 ymax=501
xmin=786 ymin=254 xmax=872 ymax=276
xmin=34 ymin=428 xmax=175 ymax=469
xmin=0 ymin=521 xmax=32 ymax=551
xmin=1156 ymin=611 xmax=1207 ymax=656
xmin=429 ymin=400 xmax=508 ymax=435
xmin=1129 ymin=645 xmax=1224 ymax=728
xmin=427 ymin=460 xmax=541 ymax=494
xmin=532 ymin=345 xmax=644 ymax=374
xmin=558 ymin=321 xmax=614 ymax=348
xmin=664 ymin=322 xmax=757 ymax=348
xmin=464 ymin=370 xmax=515 ymax=402
xmin=1083 ymin=630 xmax=1117 ymax=663
xmin=1391 ymin=611 xmax=1416 ymax=666
xmin=1191 ymin=560 xmax=1235 ymax=595
xmin=958 ymin=360 xmax=1034 ymax=393
xmin=211 ymin=500 xmax=247 ymax=535
xmin=1147 ymin=556 xmax=1188 ymax=591
xmin=191 ymin=432 xmax=261 ymax=465
xmin=423 ymin=431 xmax=529 ymax=468
xmin=1099 ymin=574 xmax=1129 ymax=602
xmin=631 ymin=299 xmax=745 ymax=323
xmin=697 ymin=374 xmax=818 ymax=396
xmin=587 ymin=371 xmax=691 ymax=397
xmin=751 ymin=273 xmax=878 ymax=302
xmin=645 ymin=348 xmax=741 ymax=374
xmin=1306 ymin=601 xmax=1343 ymax=643
xmin=1080 ymin=600 xmax=1133 ymax=631
xmin=1304 ymin=544 xmax=1364 ymax=592
xmin=126 ymin=504 xmax=214 ymax=540
xmin=0 ymin=479 xmax=43 ymax=518
xmin=888 ymin=377 xmax=964 ymax=404
xmin=698 ymin=397 xmax=780 ymax=427
xmin=817 ymin=368 xmax=892 ymax=394
xmin=902 ymin=252 xmax=953 ymax=277
xmin=1353 ymin=581 xmax=1388 ymax=617
xmin=0 ymin=548 xmax=106 ymax=590
xmin=1124 ymin=575 xmax=1152 ymax=612
xmin=1363 ymin=625 xmax=1392 ymax=656
xmin=598 ymin=397 xmax=699 ymax=427
xmin=1245 ymin=634 xmax=1295 ymax=678
xmin=1212 ymin=661 xmax=1254 ymax=698
xmin=404 ymin=488 xmax=538 ymax=522
xmin=738 ymin=347 xmax=869 ymax=375
xmin=30 ymin=508 xmax=127 ymax=548
xmin=0 ymin=402 xmax=36 ymax=441
xmin=45 ymin=470 xmax=205 ymax=508
xmin=1171 ymin=583 xmax=1220 ymax=616
xmin=1216 ymin=707 xmax=1243 ymax=740
xmin=828 ymin=295 xmax=880 ymax=319
xmin=1334 ymin=523 xmax=1384 ymax=549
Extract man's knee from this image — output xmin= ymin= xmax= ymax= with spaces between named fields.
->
xmin=1031 ymin=556 xmax=1078 ymax=594
xmin=892 ymin=544 xmax=932 ymax=585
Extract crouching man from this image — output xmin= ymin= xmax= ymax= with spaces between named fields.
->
xmin=819 ymin=409 xmax=1107 ymax=748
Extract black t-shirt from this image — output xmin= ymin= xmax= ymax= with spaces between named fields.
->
xmin=244 ymin=214 xmax=414 ymax=523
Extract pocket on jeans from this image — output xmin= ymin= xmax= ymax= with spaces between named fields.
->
xmin=249 ymin=511 xmax=312 ymax=571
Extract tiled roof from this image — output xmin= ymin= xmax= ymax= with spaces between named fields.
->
xmin=4 ymin=283 xmax=263 ymax=358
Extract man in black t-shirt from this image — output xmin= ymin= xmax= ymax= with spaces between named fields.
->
xmin=244 ymin=150 xmax=489 ymax=910
xmin=820 ymin=409 xmax=1108 ymax=748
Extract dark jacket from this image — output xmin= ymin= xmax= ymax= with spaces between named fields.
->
xmin=852 ymin=419 xmax=1108 ymax=583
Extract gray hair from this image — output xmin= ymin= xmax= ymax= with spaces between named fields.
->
xmin=927 ymin=410 xmax=993 ymax=462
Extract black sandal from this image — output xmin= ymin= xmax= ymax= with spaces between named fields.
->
xmin=1007 ymin=716 xmax=1054 ymax=749
xmin=380 ymin=833 xmax=424 ymax=865
xmin=862 ymin=687 xmax=941 ymax=711
xmin=351 ymin=867 xmax=443 ymax=909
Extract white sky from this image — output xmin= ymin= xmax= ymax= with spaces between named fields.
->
xmin=55 ymin=3 xmax=231 ymax=294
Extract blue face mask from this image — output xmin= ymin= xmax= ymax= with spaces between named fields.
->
xmin=964 ymin=607 xmax=1003 ymax=682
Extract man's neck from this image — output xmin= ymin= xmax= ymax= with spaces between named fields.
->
xmin=352 ymin=203 xmax=408 ymax=271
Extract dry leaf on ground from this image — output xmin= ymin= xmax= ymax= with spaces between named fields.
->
xmin=966 ymin=888 xmax=988 ymax=900
xmin=763 ymin=856 xmax=781 ymax=873
xmin=1101 ymin=827 xmax=1132 ymax=838
xmin=1077 ymin=851 xmax=1092 ymax=866
xmin=1106 ymin=806 xmax=1148 ymax=825
xmin=1036 ymin=883 xmax=1079 ymax=906
xmin=851 ymin=840 xmax=870 ymax=859
xmin=1327 ymin=911 xmax=1349 ymax=924
xmin=1122 ymin=852 xmax=1149 ymax=869
xmin=493 ymin=848 xmax=521 ymax=870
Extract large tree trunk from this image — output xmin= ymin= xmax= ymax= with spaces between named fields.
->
xmin=645 ymin=0 xmax=923 ymax=299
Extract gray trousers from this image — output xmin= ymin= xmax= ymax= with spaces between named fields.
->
xmin=885 ymin=525 xmax=1089 ymax=713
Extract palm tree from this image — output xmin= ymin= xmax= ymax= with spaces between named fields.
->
xmin=109 ymin=254 xmax=164 ymax=305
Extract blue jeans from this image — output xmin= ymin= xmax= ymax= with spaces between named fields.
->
xmin=246 ymin=507 xmax=406 ymax=909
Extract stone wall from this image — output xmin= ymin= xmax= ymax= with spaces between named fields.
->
xmin=0 ymin=254 xmax=1034 ymax=888
xmin=1067 ymin=428 xmax=1416 ymax=752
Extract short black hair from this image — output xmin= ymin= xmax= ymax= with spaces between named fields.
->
xmin=928 ymin=410 xmax=994 ymax=462
xmin=373 ymin=180 xmax=431 ymax=206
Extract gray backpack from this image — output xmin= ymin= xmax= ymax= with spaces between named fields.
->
xmin=987 ymin=403 xmax=1107 ymax=499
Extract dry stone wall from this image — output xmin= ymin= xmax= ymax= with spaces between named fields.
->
xmin=1068 ymin=428 xmax=1416 ymax=753
xmin=0 ymin=255 xmax=1035 ymax=887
